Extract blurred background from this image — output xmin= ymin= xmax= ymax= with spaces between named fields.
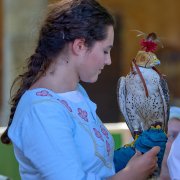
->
xmin=0 ymin=0 xmax=180 ymax=179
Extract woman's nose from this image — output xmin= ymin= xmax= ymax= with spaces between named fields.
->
xmin=105 ymin=56 xmax=111 ymax=65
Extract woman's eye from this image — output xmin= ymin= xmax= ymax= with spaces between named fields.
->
xmin=104 ymin=51 xmax=109 ymax=54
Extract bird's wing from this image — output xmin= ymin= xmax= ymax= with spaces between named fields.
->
xmin=117 ymin=77 xmax=135 ymax=137
xmin=158 ymin=77 xmax=170 ymax=133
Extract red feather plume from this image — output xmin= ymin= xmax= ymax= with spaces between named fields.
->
xmin=140 ymin=39 xmax=158 ymax=52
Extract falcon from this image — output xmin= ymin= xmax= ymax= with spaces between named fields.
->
xmin=117 ymin=32 xmax=170 ymax=139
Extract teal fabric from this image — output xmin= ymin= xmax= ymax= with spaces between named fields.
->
xmin=113 ymin=128 xmax=167 ymax=172
xmin=114 ymin=146 xmax=135 ymax=172
xmin=134 ymin=128 xmax=167 ymax=168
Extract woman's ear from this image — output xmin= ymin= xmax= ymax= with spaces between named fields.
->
xmin=72 ymin=38 xmax=87 ymax=55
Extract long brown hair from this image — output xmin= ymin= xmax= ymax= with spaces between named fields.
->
xmin=1 ymin=0 xmax=114 ymax=144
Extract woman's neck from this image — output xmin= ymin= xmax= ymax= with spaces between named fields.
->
xmin=30 ymin=66 xmax=79 ymax=93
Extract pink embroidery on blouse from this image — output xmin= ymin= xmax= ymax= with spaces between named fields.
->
xmin=36 ymin=90 xmax=52 ymax=97
xmin=93 ymin=128 xmax=104 ymax=141
xmin=59 ymin=100 xmax=72 ymax=112
xmin=106 ymin=140 xmax=111 ymax=156
xmin=78 ymin=108 xmax=88 ymax=122
xmin=100 ymin=125 xmax=109 ymax=139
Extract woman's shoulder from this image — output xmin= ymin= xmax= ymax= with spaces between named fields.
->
xmin=9 ymin=88 xmax=76 ymax=149
xmin=14 ymin=88 xmax=74 ymax=120
xmin=24 ymin=88 xmax=57 ymax=100
xmin=19 ymin=88 xmax=61 ymax=106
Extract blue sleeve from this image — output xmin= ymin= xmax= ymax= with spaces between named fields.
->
xmin=21 ymin=100 xmax=99 ymax=180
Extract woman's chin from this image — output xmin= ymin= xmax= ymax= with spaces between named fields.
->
xmin=81 ymin=74 xmax=99 ymax=83
xmin=85 ymin=77 xmax=98 ymax=83
xmin=91 ymin=75 xmax=99 ymax=83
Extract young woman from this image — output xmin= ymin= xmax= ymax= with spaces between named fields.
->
xmin=1 ymin=0 xmax=159 ymax=179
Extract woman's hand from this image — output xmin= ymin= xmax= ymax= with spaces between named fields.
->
xmin=109 ymin=146 xmax=160 ymax=180
xmin=125 ymin=146 xmax=160 ymax=180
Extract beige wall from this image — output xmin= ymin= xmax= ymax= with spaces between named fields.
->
xmin=100 ymin=0 xmax=180 ymax=71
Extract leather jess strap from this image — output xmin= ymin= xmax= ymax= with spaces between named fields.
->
xmin=132 ymin=59 xmax=149 ymax=97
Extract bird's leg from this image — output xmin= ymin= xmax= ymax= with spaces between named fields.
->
xmin=124 ymin=130 xmax=141 ymax=147
xmin=150 ymin=122 xmax=162 ymax=129
xmin=133 ymin=130 xmax=141 ymax=141
xmin=150 ymin=122 xmax=168 ymax=137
